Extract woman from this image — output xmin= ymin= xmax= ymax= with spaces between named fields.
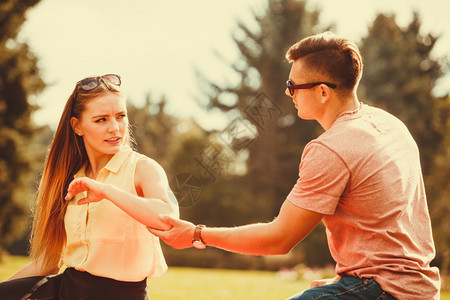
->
xmin=0 ymin=74 xmax=179 ymax=299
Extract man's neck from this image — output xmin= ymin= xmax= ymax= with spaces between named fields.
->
xmin=319 ymin=93 xmax=360 ymax=130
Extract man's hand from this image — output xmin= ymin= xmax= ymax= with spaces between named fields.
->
xmin=65 ymin=177 xmax=107 ymax=205
xmin=147 ymin=215 xmax=196 ymax=249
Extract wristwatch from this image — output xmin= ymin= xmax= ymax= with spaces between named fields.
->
xmin=192 ymin=224 xmax=206 ymax=249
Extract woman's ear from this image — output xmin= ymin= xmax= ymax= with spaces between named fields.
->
xmin=70 ymin=117 xmax=82 ymax=136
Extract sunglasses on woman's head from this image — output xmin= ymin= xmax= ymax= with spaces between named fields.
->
xmin=76 ymin=74 xmax=121 ymax=91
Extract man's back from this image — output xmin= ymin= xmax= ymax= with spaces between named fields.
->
xmin=287 ymin=104 xmax=440 ymax=299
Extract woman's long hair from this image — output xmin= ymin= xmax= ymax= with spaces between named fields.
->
xmin=29 ymin=78 xmax=125 ymax=273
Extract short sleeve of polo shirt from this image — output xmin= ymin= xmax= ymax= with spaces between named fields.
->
xmin=287 ymin=141 xmax=350 ymax=215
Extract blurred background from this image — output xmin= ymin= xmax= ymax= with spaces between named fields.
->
xmin=1 ymin=0 xmax=449 ymax=284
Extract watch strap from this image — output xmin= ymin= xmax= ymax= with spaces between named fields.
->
xmin=193 ymin=224 xmax=206 ymax=243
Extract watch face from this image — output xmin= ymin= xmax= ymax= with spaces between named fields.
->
xmin=193 ymin=240 xmax=206 ymax=249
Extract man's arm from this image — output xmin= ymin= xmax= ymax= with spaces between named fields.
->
xmin=148 ymin=200 xmax=324 ymax=255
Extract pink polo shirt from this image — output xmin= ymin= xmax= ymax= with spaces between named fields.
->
xmin=287 ymin=104 xmax=440 ymax=299
xmin=63 ymin=145 xmax=167 ymax=282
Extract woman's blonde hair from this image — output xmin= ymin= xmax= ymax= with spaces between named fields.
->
xmin=30 ymin=77 xmax=127 ymax=273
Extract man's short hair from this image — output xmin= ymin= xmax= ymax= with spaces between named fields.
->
xmin=286 ymin=31 xmax=363 ymax=90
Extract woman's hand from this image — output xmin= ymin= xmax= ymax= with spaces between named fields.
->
xmin=65 ymin=177 xmax=108 ymax=205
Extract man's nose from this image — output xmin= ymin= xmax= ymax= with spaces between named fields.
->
xmin=285 ymin=88 xmax=292 ymax=97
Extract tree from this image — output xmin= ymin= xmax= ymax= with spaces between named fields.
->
xmin=128 ymin=93 xmax=297 ymax=269
xmin=128 ymin=95 xmax=256 ymax=226
xmin=359 ymin=13 xmax=449 ymax=273
xmin=201 ymin=0 xmax=325 ymax=219
xmin=427 ymin=95 xmax=450 ymax=275
xmin=0 ymin=0 xmax=45 ymax=253
xmin=198 ymin=0 xmax=334 ymax=267
xmin=127 ymin=95 xmax=177 ymax=169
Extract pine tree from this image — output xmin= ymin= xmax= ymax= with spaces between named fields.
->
xmin=197 ymin=0 xmax=335 ymax=267
xmin=201 ymin=0 xmax=325 ymax=220
xmin=127 ymin=95 xmax=177 ymax=169
xmin=0 ymin=0 xmax=45 ymax=251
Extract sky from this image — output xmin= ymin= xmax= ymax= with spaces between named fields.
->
xmin=18 ymin=0 xmax=450 ymax=130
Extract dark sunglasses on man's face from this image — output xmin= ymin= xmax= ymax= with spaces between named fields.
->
xmin=286 ymin=80 xmax=337 ymax=96
xmin=77 ymin=74 xmax=121 ymax=91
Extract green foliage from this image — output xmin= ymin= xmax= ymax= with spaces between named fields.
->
xmin=295 ymin=223 xmax=333 ymax=267
xmin=0 ymin=129 xmax=28 ymax=241
xmin=427 ymin=95 xmax=450 ymax=274
xmin=4 ymin=0 xmax=450 ymax=277
xmin=127 ymin=95 xmax=177 ymax=169
xmin=199 ymin=0 xmax=333 ymax=267
xmin=204 ymin=0 xmax=324 ymax=199
xmin=0 ymin=0 xmax=44 ymax=247
xmin=128 ymin=96 xmax=263 ymax=227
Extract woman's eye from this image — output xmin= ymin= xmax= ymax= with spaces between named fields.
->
xmin=95 ymin=118 xmax=106 ymax=123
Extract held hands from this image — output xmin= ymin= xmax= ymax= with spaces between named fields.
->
xmin=147 ymin=215 xmax=196 ymax=249
xmin=66 ymin=177 xmax=196 ymax=247
xmin=65 ymin=177 xmax=107 ymax=205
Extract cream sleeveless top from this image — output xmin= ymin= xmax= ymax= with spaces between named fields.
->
xmin=63 ymin=145 xmax=167 ymax=281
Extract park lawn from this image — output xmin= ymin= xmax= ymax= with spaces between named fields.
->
xmin=147 ymin=267 xmax=306 ymax=299
xmin=1 ymin=255 xmax=449 ymax=299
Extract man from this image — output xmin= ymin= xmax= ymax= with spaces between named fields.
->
xmin=149 ymin=32 xmax=441 ymax=299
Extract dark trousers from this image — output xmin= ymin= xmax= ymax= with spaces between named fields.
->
xmin=0 ymin=268 xmax=148 ymax=300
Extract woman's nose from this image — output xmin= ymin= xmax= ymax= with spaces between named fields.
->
xmin=108 ymin=120 xmax=119 ymax=132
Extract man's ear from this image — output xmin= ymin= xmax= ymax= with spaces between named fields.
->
xmin=70 ymin=117 xmax=82 ymax=136
xmin=320 ymin=85 xmax=332 ymax=104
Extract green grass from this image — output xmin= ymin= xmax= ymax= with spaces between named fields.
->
xmin=1 ymin=255 xmax=449 ymax=299
xmin=147 ymin=267 xmax=306 ymax=299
